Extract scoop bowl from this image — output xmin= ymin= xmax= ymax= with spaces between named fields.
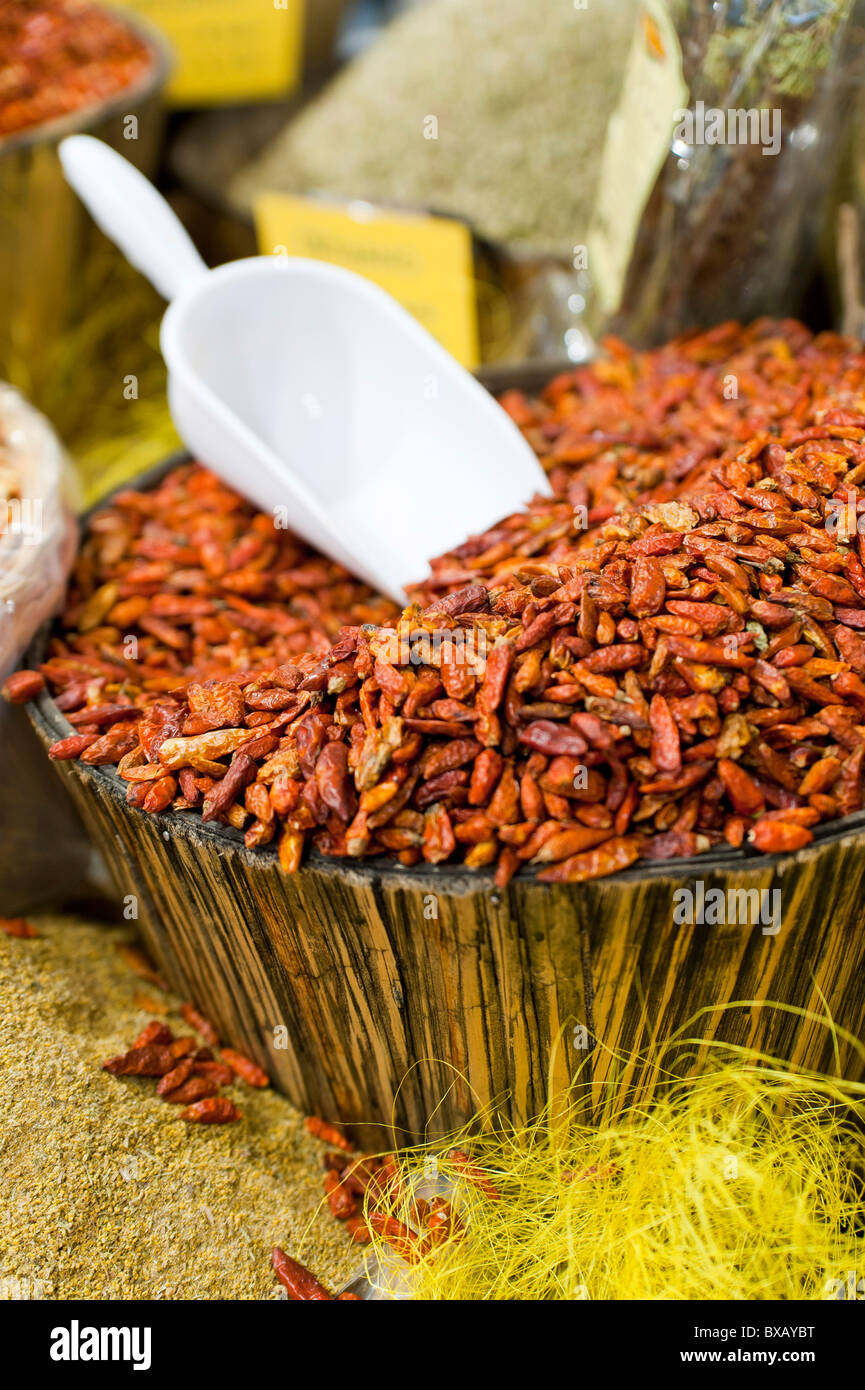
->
xmin=60 ymin=135 xmax=551 ymax=601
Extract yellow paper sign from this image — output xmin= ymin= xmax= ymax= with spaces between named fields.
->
xmin=124 ymin=0 xmax=304 ymax=105
xmin=254 ymin=193 xmax=480 ymax=368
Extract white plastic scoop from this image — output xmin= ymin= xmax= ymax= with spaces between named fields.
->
xmin=59 ymin=136 xmax=550 ymax=602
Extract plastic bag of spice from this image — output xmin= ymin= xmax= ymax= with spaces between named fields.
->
xmin=598 ymin=0 xmax=862 ymax=345
xmin=227 ymin=0 xmax=639 ymax=363
xmin=0 ymin=383 xmax=78 ymax=678
xmin=0 ymin=383 xmax=103 ymax=914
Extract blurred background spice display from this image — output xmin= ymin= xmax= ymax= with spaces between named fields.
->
xmin=225 ymin=0 xmax=639 ymax=364
xmin=0 ymin=0 xmax=171 ymax=471
xmin=0 ymin=0 xmax=153 ymax=138
xmin=229 ymin=0 xmax=639 ymax=256
xmin=4 ymin=0 xmax=865 ymax=498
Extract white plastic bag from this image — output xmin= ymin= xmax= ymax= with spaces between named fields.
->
xmin=0 ymin=382 xmax=78 ymax=677
xmin=0 ymin=383 xmax=105 ymax=914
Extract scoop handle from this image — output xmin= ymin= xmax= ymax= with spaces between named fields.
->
xmin=59 ymin=136 xmax=208 ymax=302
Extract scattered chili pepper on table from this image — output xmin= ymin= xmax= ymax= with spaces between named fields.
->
xmin=304 ymin=1116 xmax=355 ymax=1152
xmin=131 ymin=1019 xmax=172 ymax=1049
xmin=449 ymin=1147 xmax=501 ymax=1200
xmin=115 ymin=943 xmax=167 ymax=991
xmin=221 ymin=1048 xmax=270 ymax=1088
xmin=180 ymin=1001 xmax=220 ymax=1047
xmin=272 ymin=1247 xmax=333 ymax=1300
xmin=0 ymin=915 xmax=38 ymax=938
xmin=131 ymin=990 xmax=168 ymax=1015
xmin=180 ymin=1097 xmax=241 ymax=1125
xmin=15 ymin=319 xmax=865 ymax=883
xmin=98 ymin=973 xmax=264 ymax=1121
xmin=273 ymin=1123 xmax=497 ymax=1298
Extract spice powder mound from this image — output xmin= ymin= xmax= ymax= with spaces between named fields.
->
xmin=15 ymin=318 xmax=865 ymax=885
xmin=0 ymin=917 xmax=356 ymax=1299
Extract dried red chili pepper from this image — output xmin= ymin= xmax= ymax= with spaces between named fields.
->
xmin=220 ymin=1047 xmax=269 ymax=1089
xmin=102 ymin=1044 xmax=177 ymax=1077
xmin=304 ymin=1116 xmax=355 ymax=1152
xmin=163 ymin=1075 xmax=220 ymax=1106
xmin=271 ymin=1248 xmax=332 ymax=1300
xmin=48 ymin=733 xmax=99 ymax=760
xmin=180 ymin=1002 xmax=220 ymax=1046
xmin=131 ymin=991 xmax=168 ymax=1016
xmin=156 ymin=1056 xmax=195 ymax=1096
xmin=449 ymin=1148 xmax=501 ymax=1201
xmin=180 ymin=1097 xmax=241 ymax=1124
xmin=142 ymin=775 xmax=177 ymax=814
xmin=366 ymin=1212 xmax=433 ymax=1265
xmin=749 ymin=819 xmax=813 ymax=853
xmin=0 ymin=915 xmax=38 ymax=938
xmin=132 ymin=1020 xmax=173 ymax=1050
xmin=346 ymin=1217 xmax=372 ymax=1245
xmin=648 ymin=694 xmax=681 ymax=775
xmin=116 ymin=943 xmax=167 ymax=990
xmin=2 ymin=670 xmax=44 ymax=703
xmin=425 ymin=1197 xmax=466 ymax=1246
xmin=201 ymin=752 xmax=256 ymax=823
xmin=538 ymin=835 xmax=643 ymax=883
xmin=323 ymin=1171 xmax=358 ymax=1220
xmin=187 ymin=1060 xmax=231 ymax=1087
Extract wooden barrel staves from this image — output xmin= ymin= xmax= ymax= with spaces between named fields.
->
xmin=26 ymin=686 xmax=865 ymax=1147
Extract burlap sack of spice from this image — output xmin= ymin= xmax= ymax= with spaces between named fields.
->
xmin=0 ymin=385 xmax=99 ymax=914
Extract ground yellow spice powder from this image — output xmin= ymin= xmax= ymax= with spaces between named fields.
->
xmin=0 ymin=916 xmax=358 ymax=1300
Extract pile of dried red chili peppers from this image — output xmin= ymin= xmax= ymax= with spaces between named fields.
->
xmin=0 ymin=1 xmax=153 ymax=139
xmin=9 ymin=318 xmax=865 ymax=884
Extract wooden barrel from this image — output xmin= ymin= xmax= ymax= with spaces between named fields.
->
xmin=23 ymin=425 xmax=865 ymax=1146
xmin=25 ymin=683 xmax=865 ymax=1147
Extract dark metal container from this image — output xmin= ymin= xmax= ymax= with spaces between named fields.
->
xmin=0 ymin=10 xmax=173 ymax=407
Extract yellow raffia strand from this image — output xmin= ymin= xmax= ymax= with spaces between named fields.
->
xmin=357 ymin=1011 xmax=865 ymax=1301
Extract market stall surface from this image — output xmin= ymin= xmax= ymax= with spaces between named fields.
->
xmin=0 ymin=916 xmax=357 ymax=1300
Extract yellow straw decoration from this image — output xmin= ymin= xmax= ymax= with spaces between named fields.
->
xmin=352 ymin=1017 xmax=865 ymax=1301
